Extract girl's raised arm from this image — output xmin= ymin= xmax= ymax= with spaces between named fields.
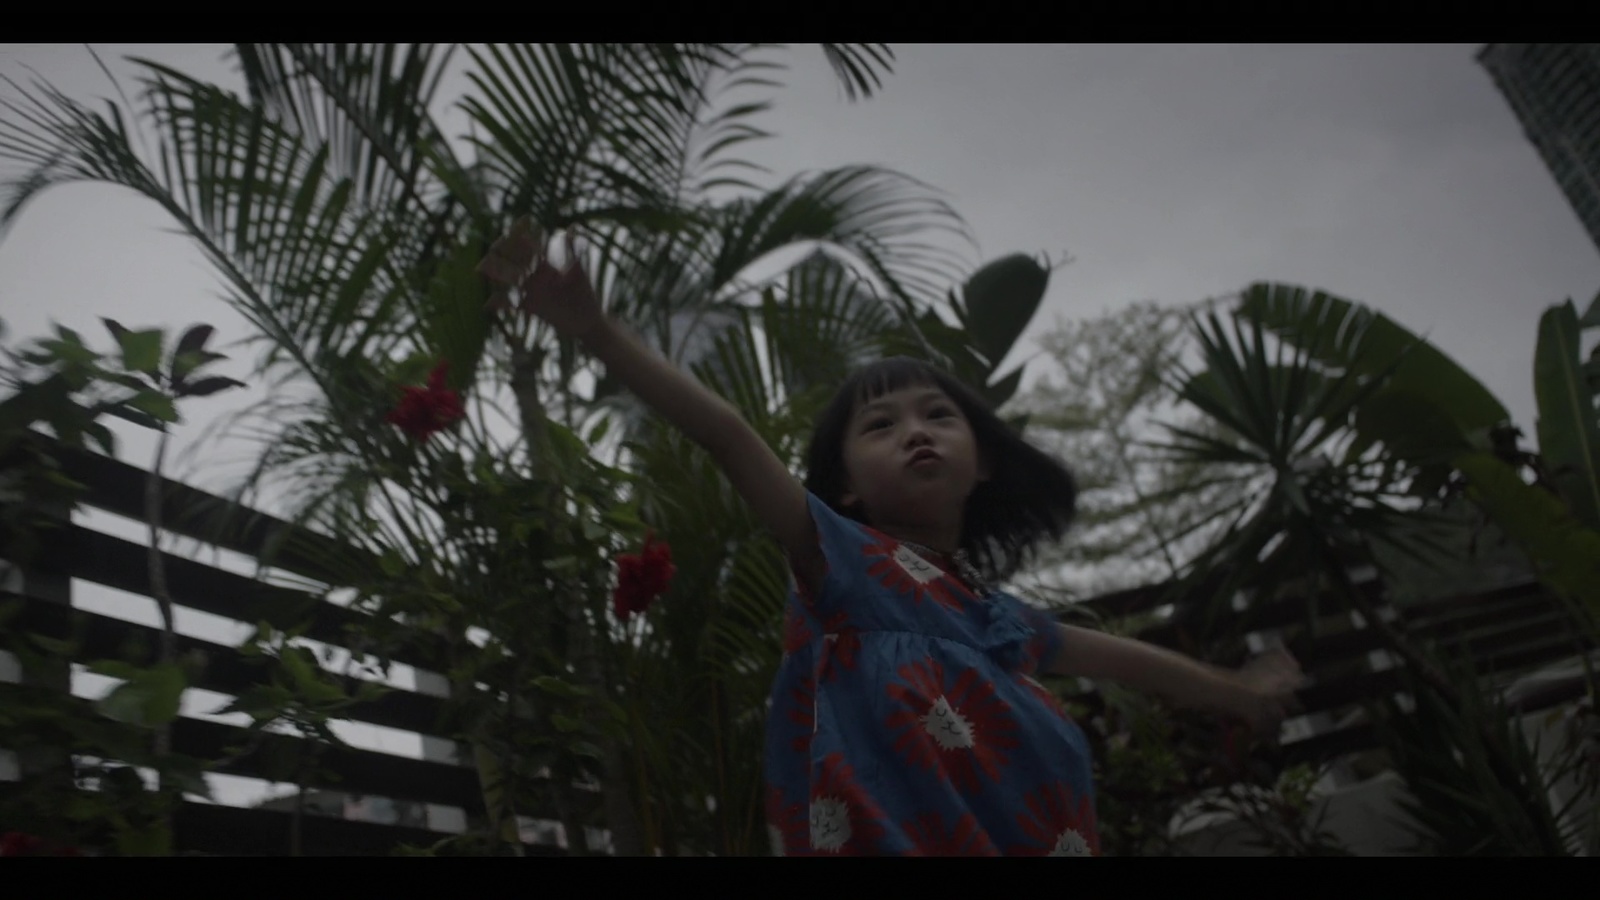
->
xmin=480 ymin=225 xmax=824 ymax=591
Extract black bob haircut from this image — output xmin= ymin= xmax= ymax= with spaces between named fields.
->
xmin=802 ymin=356 xmax=1078 ymax=585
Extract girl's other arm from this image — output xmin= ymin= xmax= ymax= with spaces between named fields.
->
xmin=479 ymin=227 xmax=823 ymax=590
xmin=1045 ymin=624 xmax=1303 ymax=735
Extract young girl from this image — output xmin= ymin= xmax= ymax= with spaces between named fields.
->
xmin=479 ymin=227 xmax=1303 ymax=857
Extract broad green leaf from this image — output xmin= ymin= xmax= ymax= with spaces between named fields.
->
xmin=961 ymin=253 xmax=1049 ymax=371
xmin=137 ymin=662 xmax=187 ymax=725
xmin=127 ymin=391 xmax=179 ymax=424
xmin=115 ymin=328 xmax=165 ymax=377
xmin=1239 ymin=283 xmax=1509 ymax=438
xmin=1454 ymin=450 xmax=1600 ymax=618
xmin=1352 ymin=388 xmax=1473 ymax=465
xmin=97 ymin=682 xmax=152 ymax=726
xmin=1533 ymin=300 xmax=1600 ymax=529
xmin=984 ymin=365 xmax=1026 ymax=411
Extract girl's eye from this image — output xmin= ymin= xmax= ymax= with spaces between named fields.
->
xmin=865 ymin=417 xmax=892 ymax=431
xmin=928 ymin=406 xmax=954 ymax=420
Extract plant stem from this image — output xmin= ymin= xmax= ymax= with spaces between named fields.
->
xmin=144 ymin=427 xmax=178 ymax=850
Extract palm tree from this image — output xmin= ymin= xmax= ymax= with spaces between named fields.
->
xmin=0 ymin=43 xmax=1031 ymax=855
xmin=1160 ymin=282 xmax=1594 ymax=854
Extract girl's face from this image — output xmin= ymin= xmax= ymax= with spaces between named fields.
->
xmin=837 ymin=383 xmax=988 ymax=531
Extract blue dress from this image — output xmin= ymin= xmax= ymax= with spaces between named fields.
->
xmin=763 ymin=492 xmax=1101 ymax=856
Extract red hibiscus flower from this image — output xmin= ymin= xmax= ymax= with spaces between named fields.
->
xmin=884 ymin=659 xmax=1020 ymax=794
xmin=612 ymin=531 xmax=675 ymax=621
xmin=1009 ymin=781 xmax=1101 ymax=856
xmin=386 ymin=361 xmax=466 ymax=443
xmin=0 ymin=831 xmax=80 ymax=857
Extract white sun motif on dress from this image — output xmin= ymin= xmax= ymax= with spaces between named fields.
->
xmin=809 ymin=796 xmax=853 ymax=852
xmin=894 ymin=545 xmax=944 ymax=583
xmin=1049 ymin=828 xmax=1092 ymax=857
xmin=921 ymin=695 xmax=977 ymax=750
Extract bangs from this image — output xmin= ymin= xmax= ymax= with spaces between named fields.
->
xmin=845 ymin=356 xmax=945 ymax=412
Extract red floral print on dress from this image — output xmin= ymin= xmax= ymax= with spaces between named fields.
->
xmin=1018 ymin=673 xmax=1068 ymax=720
xmin=817 ymin=611 xmax=861 ymax=683
xmin=786 ymin=672 xmax=816 ymax=753
xmin=902 ymin=812 xmax=999 ymax=856
xmin=782 ymin=606 xmax=813 ymax=655
xmin=766 ymin=784 xmax=811 ymax=857
xmin=808 ymin=753 xmax=888 ymax=855
xmin=884 ymin=659 xmax=1020 ymax=794
xmin=863 ymin=537 xmax=970 ymax=613
xmin=1009 ymin=781 xmax=1101 ymax=856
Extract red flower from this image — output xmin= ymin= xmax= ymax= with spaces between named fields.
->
xmin=0 ymin=831 xmax=79 ymax=857
xmin=1009 ymin=781 xmax=1101 ymax=856
xmin=612 ymin=532 xmax=675 ymax=620
xmin=386 ymin=361 xmax=466 ymax=442
xmin=884 ymin=659 xmax=1020 ymax=794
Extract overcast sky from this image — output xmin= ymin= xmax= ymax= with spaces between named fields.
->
xmin=3 ymin=42 xmax=1598 ymax=815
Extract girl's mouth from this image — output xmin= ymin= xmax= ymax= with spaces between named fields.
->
xmin=908 ymin=448 xmax=941 ymax=466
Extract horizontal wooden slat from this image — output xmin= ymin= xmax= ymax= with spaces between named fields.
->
xmin=170 ymin=717 xmax=497 ymax=815
xmin=12 ymin=593 xmax=455 ymax=740
xmin=29 ymin=523 xmax=452 ymax=675
xmin=46 ymin=437 xmax=372 ymax=588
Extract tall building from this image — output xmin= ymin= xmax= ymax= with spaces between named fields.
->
xmin=1478 ymin=44 xmax=1600 ymax=254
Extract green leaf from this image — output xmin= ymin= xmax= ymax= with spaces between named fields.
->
xmin=87 ymin=659 xmax=146 ymax=681
xmin=983 ymin=365 xmax=1026 ymax=411
xmin=175 ymin=375 xmax=245 ymax=398
xmin=114 ymin=327 xmax=165 ymax=378
xmin=126 ymin=392 xmax=179 ymax=425
xmin=174 ymin=323 xmax=215 ymax=358
xmin=139 ymin=662 xmax=187 ymax=725
xmin=1353 ymin=389 xmax=1473 ymax=465
xmin=550 ymin=713 xmax=585 ymax=733
xmin=102 ymin=404 xmax=166 ymax=431
xmin=532 ymin=675 xmax=590 ymax=698
xmin=1239 ymin=283 xmax=1510 ymax=439
xmin=1454 ymin=450 xmax=1600 ymax=618
xmin=379 ymin=549 xmax=406 ymax=577
xmin=961 ymin=254 xmax=1049 ymax=371
xmin=1533 ymin=300 xmax=1600 ymax=530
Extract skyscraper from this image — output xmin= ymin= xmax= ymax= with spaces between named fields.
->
xmin=1478 ymin=44 xmax=1600 ymax=254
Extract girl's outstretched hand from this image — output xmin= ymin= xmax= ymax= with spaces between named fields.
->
xmin=478 ymin=219 xmax=603 ymax=339
xmin=1230 ymin=645 xmax=1305 ymax=738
